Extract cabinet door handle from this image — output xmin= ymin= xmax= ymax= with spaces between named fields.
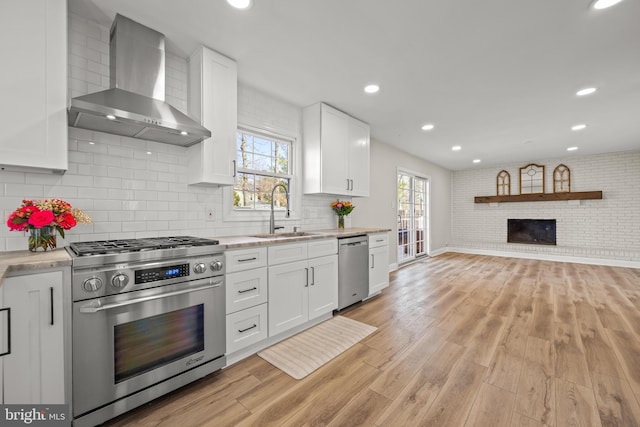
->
xmin=0 ymin=307 xmax=10 ymax=357
xmin=50 ymin=286 xmax=55 ymax=326
xmin=350 ymin=179 xmax=354 ymax=191
xmin=232 ymin=160 xmax=237 ymax=177
xmin=238 ymin=257 xmax=257 ymax=262
xmin=310 ymin=267 xmax=315 ymax=286
xmin=305 ymin=268 xmax=309 ymax=287
xmin=238 ymin=286 xmax=257 ymax=294
xmin=239 ymin=324 xmax=257 ymax=333
xmin=371 ymin=254 xmax=375 ymax=269
xmin=346 ymin=179 xmax=350 ymax=191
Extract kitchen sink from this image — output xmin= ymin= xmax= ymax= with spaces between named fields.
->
xmin=249 ymin=232 xmax=320 ymax=239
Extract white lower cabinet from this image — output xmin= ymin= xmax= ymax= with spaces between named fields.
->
xmin=268 ymin=240 xmax=338 ymax=337
xmin=226 ymin=303 xmax=268 ymax=354
xmin=0 ymin=270 xmax=65 ymax=404
xmin=369 ymin=233 xmax=389 ymax=296
xmin=226 ymin=267 xmax=268 ymax=314
xmin=225 ymin=247 xmax=269 ymax=355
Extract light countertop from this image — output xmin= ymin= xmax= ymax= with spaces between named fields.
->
xmin=0 ymin=248 xmax=72 ymax=283
xmin=216 ymin=227 xmax=391 ymax=249
xmin=0 ymin=228 xmax=391 ymax=285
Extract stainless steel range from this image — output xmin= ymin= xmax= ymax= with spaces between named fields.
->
xmin=67 ymin=236 xmax=226 ymax=427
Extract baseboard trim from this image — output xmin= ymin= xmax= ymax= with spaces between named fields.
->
xmin=443 ymin=247 xmax=640 ymax=269
xmin=429 ymin=247 xmax=448 ymax=257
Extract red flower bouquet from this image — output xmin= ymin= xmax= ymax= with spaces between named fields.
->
xmin=7 ymin=199 xmax=91 ymax=251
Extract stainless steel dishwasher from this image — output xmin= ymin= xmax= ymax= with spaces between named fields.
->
xmin=337 ymin=235 xmax=369 ymax=310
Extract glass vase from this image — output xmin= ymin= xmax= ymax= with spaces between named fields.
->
xmin=337 ymin=214 xmax=345 ymax=229
xmin=28 ymin=226 xmax=57 ymax=252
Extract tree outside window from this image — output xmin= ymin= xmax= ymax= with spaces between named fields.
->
xmin=234 ymin=130 xmax=292 ymax=210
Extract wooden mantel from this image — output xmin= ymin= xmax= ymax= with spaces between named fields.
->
xmin=474 ymin=190 xmax=603 ymax=204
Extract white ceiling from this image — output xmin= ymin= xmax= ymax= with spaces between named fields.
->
xmin=70 ymin=0 xmax=640 ymax=171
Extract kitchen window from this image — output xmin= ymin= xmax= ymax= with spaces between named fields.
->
xmin=234 ymin=129 xmax=293 ymax=211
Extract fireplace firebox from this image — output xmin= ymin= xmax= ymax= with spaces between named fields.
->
xmin=508 ymin=219 xmax=556 ymax=245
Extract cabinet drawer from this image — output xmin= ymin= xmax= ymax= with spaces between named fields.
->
xmin=226 ymin=247 xmax=268 ymax=273
xmin=226 ymin=303 xmax=268 ymax=354
xmin=268 ymin=242 xmax=308 ymax=265
xmin=368 ymin=232 xmax=389 ymax=248
xmin=308 ymin=238 xmax=337 ymax=258
xmin=226 ymin=267 xmax=268 ymax=314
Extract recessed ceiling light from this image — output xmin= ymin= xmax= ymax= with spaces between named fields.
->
xmin=473 ymin=159 xmax=481 ymax=164
xmin=227 ymin=0 xmax=253 ymax=9
xmin=147 ymin=151 xmax=153 ymax=155
xmin=451 ymin=146 xmax=461 ymax=151
xmin=421 ymin=124 xmax=435 ymax=131
xmin=106 ymin=114 xmax=116 ymax=120
xmin=180 ymin=131 xmax=188 ymax=136
xmin=571 ymin=124 xmax=587 ymax=131
xmin=576 ymin=87 xmax=597 ymax=96
xmin=567 ymin=146 xmax=579 ymax=151
xmin=364 ymin=84 xmax=379 ymax=94
xmin=592 ymin=0 xmax=624 ymax=9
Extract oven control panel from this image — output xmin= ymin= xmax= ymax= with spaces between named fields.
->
xmin=135 ymin=263 xmax=190 ymax=284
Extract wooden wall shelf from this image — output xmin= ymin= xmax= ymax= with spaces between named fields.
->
xmin=474 ymin=191 xmax=603 ymax=204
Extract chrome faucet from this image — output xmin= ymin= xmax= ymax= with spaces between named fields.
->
xmin=270 ymin=183 xmax=290 ymax=234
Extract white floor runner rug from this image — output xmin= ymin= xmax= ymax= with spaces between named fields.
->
xmin=258 ymin=316 xmax=377 ymax=379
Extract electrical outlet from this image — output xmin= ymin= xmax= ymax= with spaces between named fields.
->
xmin=205 ymin=207 xmax=215 ymax=221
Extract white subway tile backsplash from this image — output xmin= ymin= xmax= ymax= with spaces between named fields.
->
xmin=0 ymin=13 xmax=343 ymax=250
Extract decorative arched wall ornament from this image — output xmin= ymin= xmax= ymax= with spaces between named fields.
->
xmin=496 ymin=170 xmax=511 ymax=196
xmin=519 ymin=163 xmax=545 ymax=194
xmin=553 ymin=164 xmax=571 ymax=193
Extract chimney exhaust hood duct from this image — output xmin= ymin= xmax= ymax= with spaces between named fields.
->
xmin=68 ymin=14 xmax=210 ymax=146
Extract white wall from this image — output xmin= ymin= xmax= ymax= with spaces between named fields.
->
xmin=450 ymin=151 xmax=640 ymax=263
xmin=0 ymin=12 xmax=339 ymax=251
xmin=352 ymin=138 xmax=452 ymax=265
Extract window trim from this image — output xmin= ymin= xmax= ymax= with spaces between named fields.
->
xmin=223 ymin=124 xmax=302 ymax=223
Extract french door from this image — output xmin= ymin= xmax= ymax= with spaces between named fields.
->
xmin=397 ymin=171 xmax=428 ymax=264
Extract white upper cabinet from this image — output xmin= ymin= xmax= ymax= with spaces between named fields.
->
xmin=302 ymin=103 xmax=370 ymax=197
xmin=187 ymin=46 xmax=238 ymax=186
xmin=0 ymin=0 xmax=67 ymax=173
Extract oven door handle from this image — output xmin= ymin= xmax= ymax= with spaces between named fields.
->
xmin=79 ymin=281 xmax=223 ymax=313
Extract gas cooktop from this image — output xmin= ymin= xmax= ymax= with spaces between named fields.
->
xmin=68 ymin=236 xmax=220 ymax=257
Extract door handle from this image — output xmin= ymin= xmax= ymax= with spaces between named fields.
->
xmin=79 ymin=282 xmax=222 ymax=313
xmin=371 ymin=254 xmax=375 ymax=269
xmin=350 ymin=179 xmax=354 ymax=191
xmin=232 ymin=160 xmax=237 ymax=177
xmin=305 ymin=268 xmax=309 ymax=287
xmin=310 ymin=266 xmax=315 ymax=286
xmin=0 ymin=307 xmax=10 ymax=357
xmin=346 ymin=179 xmax=350 ymax=191
xmin=50 ymin=286 xmax=55 ymax=326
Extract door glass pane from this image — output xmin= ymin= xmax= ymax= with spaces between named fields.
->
xmin=397 ymin=173 xmax=428 ymax=264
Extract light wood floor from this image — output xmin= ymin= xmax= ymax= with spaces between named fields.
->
xmin=104 ymin=253 xmax=640 ymax=427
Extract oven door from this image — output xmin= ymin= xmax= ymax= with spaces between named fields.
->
xmin=72 ymin=277 xmax=225 ymax=417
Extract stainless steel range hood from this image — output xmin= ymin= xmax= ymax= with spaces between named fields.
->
xmin=68 ymin=14 xmax=210 ymax=146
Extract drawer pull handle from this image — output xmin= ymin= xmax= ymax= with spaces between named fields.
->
xmin=239 ymin=324 xmax=257 ymax=333
xmin=238 ymin=257 xmax=257 ymax=262
xmin=238 ymin=287 xmax=257 ymax=294
xmin=376 ymin=239 xmax=384 ymax=242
